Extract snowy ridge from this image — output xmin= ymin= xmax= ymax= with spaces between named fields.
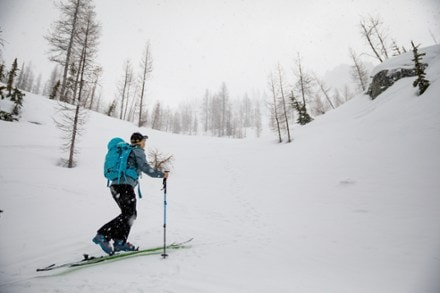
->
xmin=1 ymin=46 xmax=440 ymax=292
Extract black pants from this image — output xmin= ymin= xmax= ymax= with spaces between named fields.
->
xmin=97 ymin=184 xmax=137 ymax=242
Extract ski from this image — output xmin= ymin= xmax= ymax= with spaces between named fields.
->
xmin=36 ymin=238 xmax=193 ymax=272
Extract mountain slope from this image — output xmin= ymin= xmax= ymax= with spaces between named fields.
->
xmin=1 ymin=45 xmax=439 ymax=293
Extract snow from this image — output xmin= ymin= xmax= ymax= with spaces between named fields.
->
xmin=1 ymin=46 xmax=440 ymax=292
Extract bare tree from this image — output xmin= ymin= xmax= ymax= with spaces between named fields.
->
xmin=151 ymin=101 xmax=162 ymax=130
xmin=200 ymin=89 xmax=210 ymax=133
xmin=138 ymin=41 xmax=153 ymax=127
xmin=359 ymin=15 xmax=390 ymax=63
xmin=75 ymin=6 xmax=100 ymax=104
xmin=46 ymin=0 xmax=91 ymax=102
xmin=54 ymin=3 xmax=100 ymax=168
xmin=314 ymin=74 xmax=335 ymax=110
xmin=86 ymin=66 xmax=102 ymax=110
xmin=219 ymin=82 xmax=229 ymax=137
xmin=17 ymin=62 xmax=35 ymax=92
xmin=33 ymin=73 xmax=43 ymax=94
xmin=349 ymin=48 xmax=369 ymax=92
xmin=277 ymin=64 xmax=292 ymax=142
xmin=268 ymin=73 xmax=282 ymax=143
xmin=117 ymin=59 xmax=133 ymax=120
xmin=254 ymin=99 xmax=263 ymax=138
xmin=53 ymin=101 xmax=88 ymax=167
xmin=0 ymin=26 xmax=5 ymax=61
xmin=0 ymin=27 xmax=4 ymax=50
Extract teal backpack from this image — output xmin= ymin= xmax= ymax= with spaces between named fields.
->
xmin=104 ymin=137 xmax=139 ymax=186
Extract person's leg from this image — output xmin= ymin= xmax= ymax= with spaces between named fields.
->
xmin=111 ymin=184 xmax=137 ymax=242
xmin=94 ymin=185 xmax=136 ymax=254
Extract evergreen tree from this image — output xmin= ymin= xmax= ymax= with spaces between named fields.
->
xmin=50 ymin=80 xmax=61 ymax=100
xmin=293 ymin=54 xmax=313 ymax=126
xmin=0 ymin=63 xmax=5 ymax=82
xmin=0 ymin=59 xmax=25 ymax=121
xmin=411 ymin=41 xmax=430 ymax=95
xmin=106 ymin=99 xmax=117 ymax=117
xmin=6 ymin=58 xmax=18 ymax=96
xmin=10 ymin=87 xmax=25 ymax=116
xmin=291 ymin=92 xmax=313 ymax=125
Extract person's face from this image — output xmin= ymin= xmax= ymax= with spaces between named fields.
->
xmin=140 ymin=139 xmax=146 ymax=149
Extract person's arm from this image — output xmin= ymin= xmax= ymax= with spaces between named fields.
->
xmin=133 ymin=148 xmax=164 ymax=178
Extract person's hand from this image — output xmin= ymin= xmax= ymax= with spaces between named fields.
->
xmin=163 ymin=171 xmax=169 ymax=179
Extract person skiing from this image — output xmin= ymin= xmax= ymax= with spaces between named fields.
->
xmin=93 ymin=132 xmax=168 ymax=254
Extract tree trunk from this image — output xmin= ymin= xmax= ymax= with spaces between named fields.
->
xmin=278 ymin=65 xmax=291 ymax=143
xmin=270 ymin=74 xmax=282 ymax=143
xmin=61 ymin=0 xmax=81 ymax=102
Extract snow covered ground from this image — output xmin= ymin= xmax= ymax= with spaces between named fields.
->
xmin=1 ymin=45 xmax=440 ymax=293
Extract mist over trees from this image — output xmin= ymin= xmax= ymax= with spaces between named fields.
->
xmin=1 ymin=4 xmax=435 ymax=144
xmin=137 ymin=83 xmax=263 ymax=139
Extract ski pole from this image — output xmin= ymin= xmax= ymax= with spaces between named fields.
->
xmin=161 ymin=172 xmax=169 ymax=259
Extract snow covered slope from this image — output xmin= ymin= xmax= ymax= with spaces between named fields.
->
xmin=1 ymin=45 xmax=440 ymax=293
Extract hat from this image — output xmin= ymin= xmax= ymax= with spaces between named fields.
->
xmin=130 ymin=132 xmax=148 ymax=144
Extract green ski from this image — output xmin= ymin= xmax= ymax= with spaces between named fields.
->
xmin=36 ymin=238 xmax=193 ymax=272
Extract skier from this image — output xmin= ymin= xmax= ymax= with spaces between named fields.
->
xmin=93 ymin=132 xmax=168 ymax=254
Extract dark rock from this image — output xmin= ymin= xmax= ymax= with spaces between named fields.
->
xmin=367 ymin=66 xmax=426 ymax=99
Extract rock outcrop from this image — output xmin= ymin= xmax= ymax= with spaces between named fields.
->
xmin=367 ymin=67 xmax=418 ymax=99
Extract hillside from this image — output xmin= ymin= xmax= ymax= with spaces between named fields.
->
xmin=1 ymin=45 xmax=440 ymax=293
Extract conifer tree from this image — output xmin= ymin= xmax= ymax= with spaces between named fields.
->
xmin=50 ymin=80 xmax=61 ymax=100
xmin=411 ymin=41 xmax=430 ymax=95
xmin=0 ymin=59 xmax=25 ymax=121
xmin=291 ymin=92 xmax=312 ymax=125
xmin=6 ymin=58 xmax=18 ymax=96
xmin=293 ymin=54 xmax=313 ymax=126
xmin=0 ymin=63 xmax=5 ymax=82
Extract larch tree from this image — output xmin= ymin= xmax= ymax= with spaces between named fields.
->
xmin=359 ymin=15 xmax=391 ymax=63
xmin=314 ymin=74 xmax=335 ymax=110
xmin=268 ymin=73 xmax=283 ymax=143
xmin=219 ymin=82 xmax=229 ymax=137
xmin=138 ymin=41 xmax=153 ymax=127
xmin=46 ymin=0 xmax=91 ymax=102
xmin=54 ymin=2 xmax=101 ymax=168
xmin=118 ymin=59 xmax=134 ymax=120
xmin=277 ymin=64 xmax=292 ymax=142
xmin=349 ymin=48 xmax=369 ymax=93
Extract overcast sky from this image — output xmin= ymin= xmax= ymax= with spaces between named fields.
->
xmin=1 ymin=0 xmax=439 ymax=107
